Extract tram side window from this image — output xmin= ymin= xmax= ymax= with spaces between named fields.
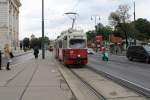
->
xmin=63 ymin=36 xmax=67 ymax=48
xmin=59 ymin=41 xmax=62 ymax=48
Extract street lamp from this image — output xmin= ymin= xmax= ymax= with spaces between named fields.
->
xmin=133 ymin=1 xmax=136 ymax=45
xmin=91 ymin=15 xmax=100 ymax=29
xmin=91 ymin=15 xmax=100 ymax=52
xmin=42 ymin=0 xmax=45 ymax=59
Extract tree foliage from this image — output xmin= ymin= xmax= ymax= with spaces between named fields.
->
xmin=134 ymin=18 xmax=150 ymax=41
xmin=95 ymin=24 xmax=113 ymax=41
xmin=109 ymin=4 xmax=132 ymax=47
xmin=30 ymin=38 xmax=40 ymax=48
xmin=23 ymin=38 xmax=30 ymax=48
xmin=86 ymin=30 xmax=95 ymax=42
xmin=22 ymin=36 xmax=50 ymax=49
xmin=109 ymin=4 xmax=130 ymax=26
xmin=86 ymin=23 xmax=113 ymax=42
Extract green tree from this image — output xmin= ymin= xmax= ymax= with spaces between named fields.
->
xmin=134 ymin=18 xmax=150 ymax=41
xmin=38 ymin=37 xmax=50 ymax=49
xmin=109 ymin=4 xmax=132 ymax=48
xmin=23 ymin=38 xmax=30 ymax=49
xmin=86 ymin=30 xmax=95 ymax=42
xmin=30 ymin=38 xmax=40 ymax=48
xmin=95 ymin=24 xmax=113 ymax=41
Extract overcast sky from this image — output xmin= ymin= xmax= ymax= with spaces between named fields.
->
xmin=19 ymin=0 xmax=150 ymax=40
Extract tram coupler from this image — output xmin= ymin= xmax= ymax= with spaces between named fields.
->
xmin=76 ymin=57 xmax=81 ymax=64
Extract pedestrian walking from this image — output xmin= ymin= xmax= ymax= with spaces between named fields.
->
xmin=4 ymin=44 xmax=12 ymax=70
xmin=33 ymin=46 xmax=39 ymax=59
xmin=115 ymin=49 xmax=118 ymax=55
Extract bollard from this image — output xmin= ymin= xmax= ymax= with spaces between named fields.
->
xmin=0 ymin=50 xmax=1 ymax=70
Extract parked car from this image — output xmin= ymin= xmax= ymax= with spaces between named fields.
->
xmin=126 ymin=45 xmax=150 ymax=63
xmin=87 ymin=48 xmax=95 ymax=54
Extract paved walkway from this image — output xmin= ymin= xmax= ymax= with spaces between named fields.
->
xmin=13 ymin=50 xmax=32 ymax=57
xmin=0 ymin=52 xmax=73 ymax=100
xmin=1 ymin=50 xmax=32 ymax=68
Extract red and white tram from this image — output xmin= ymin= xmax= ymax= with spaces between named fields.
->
xmin=54 ymin=29 xmax=88 ymax=65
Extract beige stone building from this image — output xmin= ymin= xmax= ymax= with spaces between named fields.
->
xmin=0 ymin=0 xmax=21 ymax=50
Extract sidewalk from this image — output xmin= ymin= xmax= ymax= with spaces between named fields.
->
xmin=1 ymin=49 xmax=32 ymax=58
xmin=13 ymin=50 xmax=32 ymax=57
xmin=1 ymin=50 xmax=32 ymax=68
xmin=0 ymin=52 xmax=74 ymax=100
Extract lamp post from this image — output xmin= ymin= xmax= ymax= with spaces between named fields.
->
xmin=91 ymin=15 xmax=100 ymax=29
xmin=42 ymin=0 xmax=45 ymax=59
xmin=133 ymin=1 xmax=136 ymax=45
xmin=91 ymin=15 xmax=100 ymax=52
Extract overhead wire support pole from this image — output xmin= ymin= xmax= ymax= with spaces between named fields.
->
xmin=91 ymin=15 xmax=100 ymax=52
xmin=134 ymin=1 xmax=136 ymax=45
xmin=42 ymin=0 xmax=45 ymax=59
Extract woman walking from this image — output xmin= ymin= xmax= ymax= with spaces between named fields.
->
xmin=4 ymin=44 xmax=12 ymax=70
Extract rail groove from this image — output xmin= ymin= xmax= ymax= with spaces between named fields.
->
xmin=69 ymin=68 xmax=106 ymax=100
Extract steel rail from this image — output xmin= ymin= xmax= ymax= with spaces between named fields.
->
xmin=69 ymin=67 xmax=106 ymax=100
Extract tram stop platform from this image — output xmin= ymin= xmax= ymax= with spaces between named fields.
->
xmin=0 ymin=52 xmax=75 ymax=100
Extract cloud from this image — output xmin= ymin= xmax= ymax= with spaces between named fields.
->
xmin=19 ymin=0 xmax=150 ymax=40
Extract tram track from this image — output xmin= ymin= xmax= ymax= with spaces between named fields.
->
xmin=87 ymin=65 xmax=150 ymax=99
xmin=69 ymin=67 xmax=106 ymax=100
xmin=54 ymin=60 xmax=105 ymax=100
xmin=54 ymin=56 xmax=148 ymax=100
xmin=70 ymin=66 xmax=148 ymax=100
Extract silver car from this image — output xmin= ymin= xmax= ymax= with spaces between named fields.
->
xmin=87 ymin=48 xmax=95 ymax=54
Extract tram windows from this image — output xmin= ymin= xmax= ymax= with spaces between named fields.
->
xmin=59 ymin=41 xmax=62 ymax=48
xmin=69 ymin=39 xmax=86 ymax=48
xmin=63 ymin=36 xmax=67 ymax=48
xmin=63 ymin=40 xmax=67 ymax=48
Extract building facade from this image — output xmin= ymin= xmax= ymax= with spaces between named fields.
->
xmin=0 ymin=0 xmax=21 ymax=50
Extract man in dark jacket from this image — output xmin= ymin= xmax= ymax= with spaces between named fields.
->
xmin=33 ymin=46 xmax=39 ymax=59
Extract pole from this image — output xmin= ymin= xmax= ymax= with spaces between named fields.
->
xmin=91 ymin=16 xmax=100 ymax=52
xmin=0 ymin=50 xmax=2 ymax=70
xmin=72 ymin=18 xmax=75 ymax=29
xmin=134 ymin=1 xmax=136 ymax=45
xmin=94 ymin=16 xmax=97 ymax=52
xmin=42 ymin=0 xmax=45 ymax=59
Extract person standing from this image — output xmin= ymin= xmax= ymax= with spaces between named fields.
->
xmin=4 ymin=44 xmax=12 ymax=70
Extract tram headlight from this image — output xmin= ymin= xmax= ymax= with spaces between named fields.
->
xmin=77 ymin=54 xmax=81 ymax=57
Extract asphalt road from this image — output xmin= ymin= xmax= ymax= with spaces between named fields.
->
xmin=88 ymin=54 xmax=150 ymax=90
